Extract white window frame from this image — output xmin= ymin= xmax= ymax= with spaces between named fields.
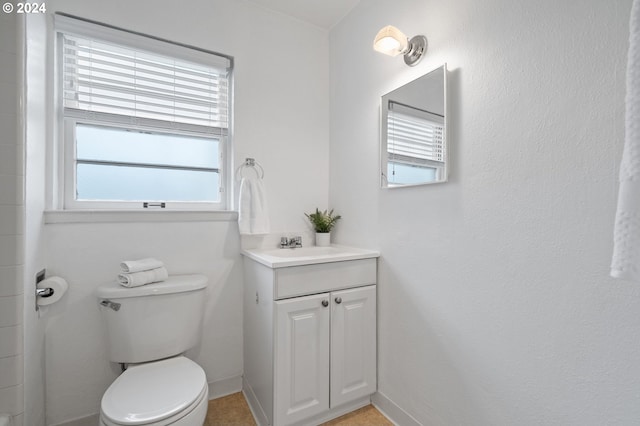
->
xmin=62 ymin=118 xmax=227 ymax=210
xmin=53 ymin=14 xmax=233 ymax=211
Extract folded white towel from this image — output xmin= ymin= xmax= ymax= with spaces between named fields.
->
xmin=612 ymin=0 xmax=640 ymax=281
xmin=118 ymin=266 xmax=168 ymax=288
xmin=238 ymin=177 xmax=270 ymax=235
xmin=120 ymin=258 xmax=164 ymax=273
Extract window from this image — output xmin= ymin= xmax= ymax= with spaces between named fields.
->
xmin=55 ymin=15 xmax=232 ymax=209
xmin=386 ymin=102 xmax=444 ymax=186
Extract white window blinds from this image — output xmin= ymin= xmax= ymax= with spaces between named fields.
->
xmin=387 ymin=102 xmax=444 ymax=166
xmin=58 ymin=16 xmax=230 ymax=134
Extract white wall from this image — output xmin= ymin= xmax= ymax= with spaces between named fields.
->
xmin=23 ymin=12 xmax=50 ymax=426
xmin=330 ymin=0 xmax=640 ymax=425
xmin=36 ymin=0 xmax=330 ymax=424
xmin=0 ymin=10 xmax=25 ymax=426
xmin=18 ymin=11 xmax=50 ymax=426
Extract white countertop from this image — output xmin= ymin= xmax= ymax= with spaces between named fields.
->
xmin=241 ymin=244 xmax=380 ymax=268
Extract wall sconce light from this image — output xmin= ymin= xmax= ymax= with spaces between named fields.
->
xmin=373 ymin=25 xmax=427 ymax=67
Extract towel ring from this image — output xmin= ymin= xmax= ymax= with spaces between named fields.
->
xmin=235 ymin=158 xmax=265 ymax=180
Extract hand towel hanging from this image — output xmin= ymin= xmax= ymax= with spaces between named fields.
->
xmin=238 ymin=176 xmax=270 ymax=235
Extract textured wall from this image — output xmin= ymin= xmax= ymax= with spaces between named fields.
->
xmin=330 ymin=0 xmax=640 ymax=424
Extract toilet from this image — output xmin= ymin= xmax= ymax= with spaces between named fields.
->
xmin=96 ymin=275 xmax=209 ymax=426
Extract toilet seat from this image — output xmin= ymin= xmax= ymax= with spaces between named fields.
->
xmin=100 ymin=356 xmax=208 ymax=426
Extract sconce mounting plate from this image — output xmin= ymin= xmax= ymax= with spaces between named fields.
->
xmin=404 ymin=35 xmax=428 ymax=67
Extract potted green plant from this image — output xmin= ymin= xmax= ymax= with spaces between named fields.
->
xmin=305 ymin=208 xmax=341 ymax=247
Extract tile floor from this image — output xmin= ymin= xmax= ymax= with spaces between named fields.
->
xmin=205 ymin=393 xmax=393 ymax=426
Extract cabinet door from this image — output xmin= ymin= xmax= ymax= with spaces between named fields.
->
xmin=330 ymin=285 xmax=377 ymax=408
xmin=275 ymin=292 xmax=330 ymax=425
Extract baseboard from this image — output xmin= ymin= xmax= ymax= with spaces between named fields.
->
xmin=208 ymin=375 xmax=243 ymax=400
xmin=51 ymin=413 xmax=99 ymax=426
xmin=242 ymin=376 xmax=268 ymax=426
xmin=371 ymin=391 xmax=423 ymax=426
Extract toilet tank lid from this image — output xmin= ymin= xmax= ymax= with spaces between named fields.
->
xmin=96 ymin=274 xmax=207 ymax=299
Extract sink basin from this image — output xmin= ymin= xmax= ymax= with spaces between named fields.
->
xmin=242 ymin=245 xmax=379 ymax=268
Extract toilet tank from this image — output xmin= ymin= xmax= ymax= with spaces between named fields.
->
xmin=96 ymin=274 xmax=207 ymax=364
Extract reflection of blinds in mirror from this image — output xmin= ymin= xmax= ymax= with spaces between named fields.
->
xmin=387 ymin=102 xmax=444 ymax=166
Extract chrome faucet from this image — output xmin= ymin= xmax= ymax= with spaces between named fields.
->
xmin=280 ymin=236 xmax=302 ymax=249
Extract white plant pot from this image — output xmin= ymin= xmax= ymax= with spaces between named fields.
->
xmin=315 ymin=233 xmax=331 ymax=247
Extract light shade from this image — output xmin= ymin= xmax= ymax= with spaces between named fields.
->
xmin=373 ymin=25 xmax=428 ymax=67
xmin=373 ymin=25 xmax=409 ymax=57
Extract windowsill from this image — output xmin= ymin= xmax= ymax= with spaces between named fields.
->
xmin=44 ymin=209 xmax=238 ymax=224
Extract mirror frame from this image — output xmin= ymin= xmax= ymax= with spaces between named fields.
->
xmin=380 ymin=63 xmax=448 ymax=188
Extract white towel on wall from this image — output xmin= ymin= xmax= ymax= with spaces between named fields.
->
xmin=118 ymin=267 xmax=168 ymax=288
xmin=120 ymin=257 xmax=164 ymax=273
xmin=238 ymin=177 xmax=270 ymax=235
xmin=612 ymin=0 xmax=640 ymax=281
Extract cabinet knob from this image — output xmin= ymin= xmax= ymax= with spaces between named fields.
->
xmin=335 ymin=297 xmax=342 ymax=304
xmin=321 ymin=300 xmax=329 ymax=307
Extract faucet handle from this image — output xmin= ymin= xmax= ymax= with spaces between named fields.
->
xmin=280 ymin=237 xmax=289 ymax=248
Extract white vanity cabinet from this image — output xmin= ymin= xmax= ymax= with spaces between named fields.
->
xmin=242 ymin=248 xmax=378 ymax=426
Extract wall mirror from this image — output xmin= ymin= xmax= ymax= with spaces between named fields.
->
xmin=380 ymin=63 xmax=448 ymax=187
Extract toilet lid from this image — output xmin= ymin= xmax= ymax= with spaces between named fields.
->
xmin=101 ymin=356 xmax=207 ymax=425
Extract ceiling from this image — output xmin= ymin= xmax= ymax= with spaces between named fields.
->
xmin=246 ymin=0 xmax=360 ymax=29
